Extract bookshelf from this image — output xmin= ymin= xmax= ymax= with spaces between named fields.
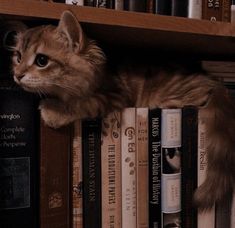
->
xmin=1 ymin=0 xmax=235 ymax=58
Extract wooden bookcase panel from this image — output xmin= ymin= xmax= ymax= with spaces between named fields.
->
xmin=1 ymin=0 xmax=235 ymax=57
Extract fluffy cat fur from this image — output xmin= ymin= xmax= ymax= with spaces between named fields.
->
xmin=11 ymin=11 xmax=235 ymax=210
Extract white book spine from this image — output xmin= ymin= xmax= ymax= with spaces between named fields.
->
xmin=136 ymin=108 xmax=149 ymax=228
xmin=121 ymin=108 xmax=137 ymax=228
xmin=188 ymin=0 xmax=202 ymax=19
xmin=65 ymin=0 xmax=84 ymax=5
xmin=161 ymin=109 xmax=182 ymax=228
xmin=197 ymin=110 xmax=215 ymax=228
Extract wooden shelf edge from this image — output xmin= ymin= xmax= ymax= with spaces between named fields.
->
xmin=1 ymin=0 xmax=235 ymax=38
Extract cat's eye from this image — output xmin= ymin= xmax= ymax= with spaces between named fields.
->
xmin=14 ymin=51 xmax=21 ymax=63
xmin=35 ymin=54 xmax=49 ymax=67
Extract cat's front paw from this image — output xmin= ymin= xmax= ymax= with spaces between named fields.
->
xmin=39 ymin=100 xmax=72 ymax=128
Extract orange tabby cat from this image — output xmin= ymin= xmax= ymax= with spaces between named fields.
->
xmin=11 ymin=11 xmax=235 ymax=210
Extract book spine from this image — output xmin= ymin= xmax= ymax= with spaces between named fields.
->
xmin=82 ymin=118 xmax=102 ymax=228
xmin=188 ymin=0 xmax=202 ymax=19
xmin=40 ymin=123 xmax=72 ymax=228
xmin=84 ymin=0 xmax=94 ymax=6
xmin=161 ymin=109 xmax=182 ymax=228
xmin=148 ymin=108 xmax=162 ymax=228
xmin=146 ymin=0 xmax=155 ymax=13
xmin=171 ymin=0 xmax=188 ymax=17
xmin=124 ymin=0 xmax=146 ymax=12
xmin=155 ymin=0 xmax=172 ymax=15
xmin=72 ymin=120 xmax=83 ymax=228
xmin=114 ymin=0 xmax=124 ymax=10
xmin=0 ymin=83 xmax=39 ymax=228
xmin=121 ymin=108 xmax=137 ymax=228
xmin=65 ymin=0 xmax=84 ymax=5
xmin=202 ymin=0 xmax=222 ymax=21
xmin=221 ymin=0 xmax=231 ymax=22
xmin=181 ymin=107 xmax=198 ymax=228
xmin=136 ymin=108 xmax=149 ymax=228
xmin=231 ymin=0 xmax=235 ymax=22
xmin=101 ymin=112 xmax=121 ymax=228
xmin=197 ymin=110 xmax=215 ymax=228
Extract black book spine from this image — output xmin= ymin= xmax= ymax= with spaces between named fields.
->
xmin=82 ymin=118 xmax=102 ymax=228
xmin=181 ymin=106 xmax=198 ymax=228
xmin=155 ymin=0 xmax=172 ymax=15
xmin=124 ymin=0 xmax=146 ymax=12
xmin=148 ymin=108 xmax=162 ymax=228
xmin=0 ymin=82 xmax=39 ymax=228
xmin=171 ymin=0 xmax=188 ymax=17
xmin=84 ymin=0 xmax=95 ymax=6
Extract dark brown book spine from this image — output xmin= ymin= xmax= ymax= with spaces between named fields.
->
xmin=202 ymin=0 xmax=222 ymax=21
xmin=40 ymin=122 xmax=72 ymax=228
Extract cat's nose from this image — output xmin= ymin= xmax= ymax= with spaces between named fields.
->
xmin=14 ymin=74 xmax=25 ymax=81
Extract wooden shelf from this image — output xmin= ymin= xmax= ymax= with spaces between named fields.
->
xmin=1 ymin=0 xmax=235 ymax=57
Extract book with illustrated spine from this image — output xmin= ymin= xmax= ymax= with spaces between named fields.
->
xmin=101 ymin=112 xmax=121 ymax=228
xmin=72 ymin=120 xmax=83 ymax=228
xmin=121 ymin=107 xmax=136 ymax=228
xmin=65 ymin=0 xmax=84 ymax=5
xmin=161 ymin=109 xmax=182 ymax=228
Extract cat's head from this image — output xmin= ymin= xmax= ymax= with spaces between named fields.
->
xmin=11 ymin=11 xmax=106 ymax=100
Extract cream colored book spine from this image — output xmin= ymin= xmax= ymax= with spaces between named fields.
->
xmin=101 ymin=112 xmax=121 ymax=228
xmin=121 ymin=107 xmax=137 ymax=228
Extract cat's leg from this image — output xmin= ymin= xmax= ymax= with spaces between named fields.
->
xmin=39 ymin=98 xmax=76 ymax=128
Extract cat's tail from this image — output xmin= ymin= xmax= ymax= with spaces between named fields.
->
xmin=194 ymin=83 xmax=235 ymax=210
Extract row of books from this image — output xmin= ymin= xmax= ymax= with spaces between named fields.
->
xmin=72 ymin=106 xmax=217 ymax=228
xmin=48 ymin=0 xmax=233 ymax=22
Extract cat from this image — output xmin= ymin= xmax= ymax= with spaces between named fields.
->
xmin=10 ymin=10 xmax=235 ymax=210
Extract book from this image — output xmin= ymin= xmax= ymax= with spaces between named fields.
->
xmin=231 ymin=0 xmax=235 ymax=22
xmin=84 ymin=0 xmax=94 ymax=6
xmin=136 ymin=108 xmax=149 ymax=228
xmin=202 ymin=0 xmax=231 ymax=22
xmin=161 ymin=109 xmax=182 ymax=228
xmin=155 ymin=0 xmax=172 ymax=15
xmin=121 ymin=107 xmax=137 ymax=228
xmin=188 ymin=0 xmax=202 ymax=19
xmin=40 ymin=122 xmax=72 ymax=228
xmin=101 ymin=112 xmax=121 ymax=228
xmin=197 ymin=110 xmax=215 ymax=228
xmin=65 ymin=0 xmax=84 ymax=5
xmin=124 ymin=0 xmax=146 ymax=12
xmin=82 ymin=118 xmax=102 ymax=228
xmin=0 ymin=81 xmax=39 ymax=228
xmin=181 ymin=106 xmax=198 ymax=228
xmin=114 ymin=0 xmax=124 ymax=10
xmin=72 ymin=120 xmax=83 ymax=228
xmin=148 ymin=108 xmax=162 ymax=228
xmin=171 ymin=0 xmax=188 ymax=17
xmin=146 ymin=0 xmax=155 ymax=13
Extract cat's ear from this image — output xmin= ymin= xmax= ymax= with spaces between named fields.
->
xmin=57 ymin=10 xmax=85 ymax=53
xmin=1 ymin=21 xmax=28 ymax=50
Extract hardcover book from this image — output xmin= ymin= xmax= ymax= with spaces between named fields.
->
xmin=181 ymin=106 xmax=198 ymax=228
xmin=40 ymin=122 xmax=72 ymax=228
xmin=72 ymin=120 xmax=83 ymax=228
xmin=82 ymin=118 xmax=102 ymax=228
xmin=101 ymin=112 xmax=121 ymax=228
xmin=148 ymin=108 xmax=162 ymax=228
xmin=161 ymin=109 xmax=182 ymax=228
xmin=121 ymin=108 xmax=137 ymax=228
xmin=0 ymin=81 xmax=39 ymax=228
xmin=136 ymin=108 xmax=149 ymax=228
